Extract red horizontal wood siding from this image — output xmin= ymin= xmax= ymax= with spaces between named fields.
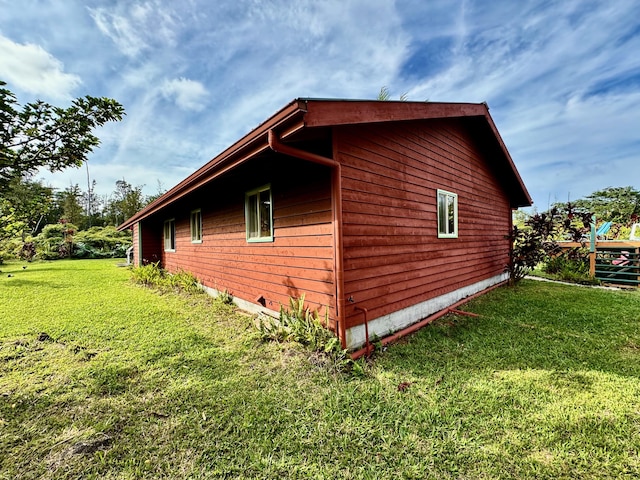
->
xmin=132 ymin=223 xmax=139 ymax=266
xmin=336 ymin=119 xmax=512 ymax=328
xmin=159 ymin=158 xmax=336 ymax=325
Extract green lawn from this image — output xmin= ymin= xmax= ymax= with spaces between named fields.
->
xmin=1 ymin=259 xmax=640 ymax=479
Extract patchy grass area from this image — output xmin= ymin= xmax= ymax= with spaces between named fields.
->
xmin=1 ymin=259 xmax=640 ymax=479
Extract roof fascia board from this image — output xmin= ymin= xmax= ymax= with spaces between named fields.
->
xmin=302 ymin=100 xmax=488 ymax=127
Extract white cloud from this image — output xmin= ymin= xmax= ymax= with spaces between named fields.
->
xmin=0 ymin=34 xmax=81 ymax=100
xmin=89 ymin=8 xmax=147 ymax=58
xmin=160 ymin=77 xmax=209 ymax=111
xmin=88 ymin=1 xmax=178 ymax=58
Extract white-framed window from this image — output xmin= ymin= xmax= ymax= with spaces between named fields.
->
xmin=245 ymin=184 xmax=273 ymax=242
xmin=164 ymin=219 xmax=176 ymax=251
xmin=437 ymin=189 xmax=458 ymax=238
xmin=190 ymin=209 xmax=202 ymax=243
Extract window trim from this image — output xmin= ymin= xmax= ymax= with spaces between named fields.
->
xmin=245 ymin=184 xmax=273 ymax=243
xmin=163 ymin=218 xmax=176 ymax=251
xmin=190 ymin=209 xmax=202 ymax=244
xmin=437 ymin=189 xmax=458 ymax=238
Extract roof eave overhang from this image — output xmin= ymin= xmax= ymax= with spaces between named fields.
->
xmin=301 ymin=99 xmax=490 ymax=127
xmin=478 ymin=110 xmax=533 ymax=208
xmin=118 ymin=99 xmax=308 ymax=230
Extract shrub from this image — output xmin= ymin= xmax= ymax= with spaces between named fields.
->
xmin=506 ymin=210 xmax=558 ymax=285
xmin=543 ymin=249 xmax=599 ymax=285
xmin=507 ymin=204 xmax=594 ymax=285
xmin=32 ymin=222 xmax=78 ymax=260
xmin=74 ymin=226 xmax=131 ymax=258
xmin=216 ymin=289 xmax=234 ymax=305
xmin=130 ymin=262 xmax=203 ymax=295
xmin=20 ymin=242 xmax=36 ymax=261
xmin=0 ymin=237 xmax=24 ymax=263
xmin=130 ymin=262 xmax=165 ymax=286
xmin=27 ymin=224 xmax=132 ymax=260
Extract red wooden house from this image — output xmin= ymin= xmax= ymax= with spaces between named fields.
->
xmin=119 ymin=99 xmax=532 ymax=350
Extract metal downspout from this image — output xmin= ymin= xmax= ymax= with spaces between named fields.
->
xmin=353 ymin=305 xmax=372 ymax=357
xmin=267 ymin=130 xmax=348 ymax=349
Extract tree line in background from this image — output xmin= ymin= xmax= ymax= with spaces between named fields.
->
xmin=0 ymin=78 xmax=139 ymax=262
xmin=0 ymin=175 xmax=163 ymax=261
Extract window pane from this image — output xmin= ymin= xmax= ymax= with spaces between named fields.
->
xmin=447 ymin=197 xmax=455 ymax=234
xmin=246 ymin=186 xmax=273 ymax=242
xmin=438 ymin=193 xmax=447 ymax=234
xmin=247 ymin=193 xmax=259 ymax=238
xmin=191 ymin=211 xmax=202 ymax=241
xmin=437 ymin=190 xmax=457 ymax=237
xmin=164 ymin=221 xmax=175 ymax=250
xmin=259 ymin=191 xmax=271 ymax=237
xmin=164 ymin=223 xmax=169 ymax=249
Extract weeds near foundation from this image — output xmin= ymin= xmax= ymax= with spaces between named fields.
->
xmin=258 ymin=295 xmax=363 ymax=375
xmin=216 ymin=289 xmax=234 ymax=305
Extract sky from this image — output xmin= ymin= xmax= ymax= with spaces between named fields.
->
xmin=1 ymin=0 xmax=639 ymax=210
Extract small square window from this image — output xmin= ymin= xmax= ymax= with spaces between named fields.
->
xmin=437 ymin=189 xmax=458 ymax=238
xmin=190 ymin=209 xmax=202 ymax=243
xmin=245 ymin=185 xmax=273 ymax=242
xmin=164 ymin=219 xmax=175 ymax=251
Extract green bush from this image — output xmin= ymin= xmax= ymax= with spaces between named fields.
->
xmin=216 ymin=289 xmax=234 ymax=305
xmin=28 ymin=224 xmax=131 ymax=260
xmin=32 ymin=223 xmax=78 ymax=260
xmin=0 ymin=237 xmax=24 ymax=263
xmin=74 ymin=226 xmax=131 ymax=258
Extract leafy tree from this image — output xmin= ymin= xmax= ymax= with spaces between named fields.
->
xmin=577 ymin=186 xmax=640 ymax=225
xmin=32 ymin=221 xmax=78 ymax=259
xmin=507 ymin=204 xmax=594 ymax=285
xmin=0 ymin=177 xmax=54 ymax=240
xmin=0 ymin=80 xmax=125 ymax=188
xmin=80 ymin=179 xmax=104 ymax=228
xmin=57 ymin=185 xmax=84 ymax=226
xmin=507 ymin=208 xmax=559 ymax=285
xmin=104 ymin=179 xmax=146 ymax=225
xmin=145 ymin=179 xmax=167 ymax=205
xmin=555 ymin=186 xmax=640 ymax=225
xmin=74 ymin=226 xmax=131 ymax=258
